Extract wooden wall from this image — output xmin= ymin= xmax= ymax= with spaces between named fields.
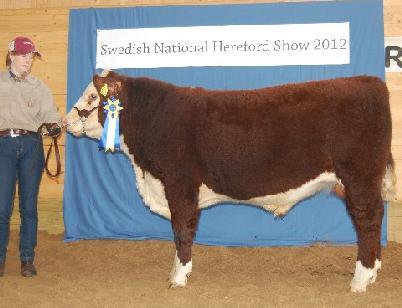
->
xmin=384 ymin=0 xmax=402 ymax=242
xmin=1 ymin=0 xmax=401 ymax=241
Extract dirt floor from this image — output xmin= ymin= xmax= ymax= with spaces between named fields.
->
xmin=0 ymin=231 xmax=401 ymax=308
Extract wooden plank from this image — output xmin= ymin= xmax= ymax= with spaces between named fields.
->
xmin=391 ymin=123 xmax=402 ymax=145
xmin=385 ymin=0 xmax=402 ymax=5
xmin=394 ymin=161 xmax=402 ymax=200
xmin=0 ymin=10 xmax=68 ymax=32
xmin=0 ymin=0 xmax=395 ymax=10
xmin=392 ymin=150 xmax=401 ymax=201
xmin=393 ymin=136 xmax=402 ymax=149
xmin=392 ymin=145 xmax=402 ymax=159
xmin=388 ymin=201 xmax=402 ymax=243
xmin=388 ymin=232 xmax=402 ymax=243
xmin=39 ymin=177 xmax=64 ymax=198
xmin=389 ymin=89 xmax=402 ymax=102
xmin=384 ymin=0 xmax=402 ymax=36
xmin=55 ymin=94 xmax=67 ymax=115
xmin=0 ymin=8 xmax=68 ymax=15
xmin=385 ymin=24 xmax=402 ymax=37
xmin=388 ymin=216 xmax=402 ymax=232
xmin=389 ymin=90 xmax=402 ymax=147
xmin=96 ymin=0 xmax=342 ymax=7
xmin=386 ymin=74 xmax=402 ymax=91
xmin=384 ymin=6 xmax=402 ymax=25
xmin=0 ymin=1 xmax=33 ymax=9
xmin=0 ymin=0 xmax=291 ymax=10
xmin=23 ymin=1 xmax=73 ymax=9
xmin=10 ymin=197 xmax=64 ymax=235
xmin=389 ymin=201 xmax=402 ymax=217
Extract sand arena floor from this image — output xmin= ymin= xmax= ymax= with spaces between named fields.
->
xmin=0 ymin=230 xmax=401 ymax=307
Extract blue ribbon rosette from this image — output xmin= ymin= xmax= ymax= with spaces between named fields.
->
xmin=99 ymin=96 xmax=123 ymax=152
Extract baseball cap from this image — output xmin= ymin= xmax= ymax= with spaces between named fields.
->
xmin=8 ymin=36 xmax=41 ymax=57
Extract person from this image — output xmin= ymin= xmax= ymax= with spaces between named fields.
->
xmin=0 ymin=37 xmax=61 ymax=277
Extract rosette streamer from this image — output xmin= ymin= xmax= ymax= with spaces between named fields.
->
xmin=99 ymin=96 xmax=123 ymax=152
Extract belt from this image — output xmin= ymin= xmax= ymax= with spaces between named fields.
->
xmin=0 ymin=128 xmax=39 ymax=137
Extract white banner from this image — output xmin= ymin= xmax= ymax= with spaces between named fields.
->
xmin=385 ymin=37 xmax=402 ymax=72
xmin=96 ymin=23 xmax=350 ymax=69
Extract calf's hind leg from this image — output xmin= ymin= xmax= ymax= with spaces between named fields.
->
xmin=166 ymin=186 xmax=200 ymax=288
xmin=345 ymin=182 xmax=384 ymax=293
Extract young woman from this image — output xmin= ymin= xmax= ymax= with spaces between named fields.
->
xmin=0 ymin=37 xmax=61 ymax=277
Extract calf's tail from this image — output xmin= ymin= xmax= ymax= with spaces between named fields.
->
xmin=382 ymin=153 xmax=397 ymax=201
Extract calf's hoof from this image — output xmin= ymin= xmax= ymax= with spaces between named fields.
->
xmin=350 ymin=259 xmax=381 ymax=293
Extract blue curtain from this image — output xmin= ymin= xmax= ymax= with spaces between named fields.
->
xmin=64 ymin=0 xmax=387 ymax=246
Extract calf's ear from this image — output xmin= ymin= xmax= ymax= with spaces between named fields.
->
xmin=93 ymin=75 xmax=106 ymax=91
xmin=93 ymin=75 xmax=122 ymax=97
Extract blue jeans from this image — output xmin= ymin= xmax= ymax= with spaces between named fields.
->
xmin=0 ymin=134 xmax=44 ymax=262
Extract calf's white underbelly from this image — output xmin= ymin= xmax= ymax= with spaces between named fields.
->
xmin=121 ymin=137 xmax=339 ymax=219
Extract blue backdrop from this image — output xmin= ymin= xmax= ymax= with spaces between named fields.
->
xmin=64 ymin=0 xmax=387 ymax=245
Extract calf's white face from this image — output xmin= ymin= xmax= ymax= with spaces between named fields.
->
xmin=64 ymin=82 xmax=103 ymax=139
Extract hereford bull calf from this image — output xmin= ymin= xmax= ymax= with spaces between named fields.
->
xmin=64 ymin=71 xmax=396 ymax=292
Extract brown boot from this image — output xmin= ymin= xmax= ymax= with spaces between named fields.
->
xmin=21 ymin=261 xmax=37 ymax=277
xmin=0 ymin=262 xmax=4 ymax=277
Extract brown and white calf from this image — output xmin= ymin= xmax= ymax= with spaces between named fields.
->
xmin=64 ymin=70 xmax=396 ymax=292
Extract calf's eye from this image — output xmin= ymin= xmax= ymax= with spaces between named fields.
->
xmin=88 ymin=93 xmax=98 ymax=103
